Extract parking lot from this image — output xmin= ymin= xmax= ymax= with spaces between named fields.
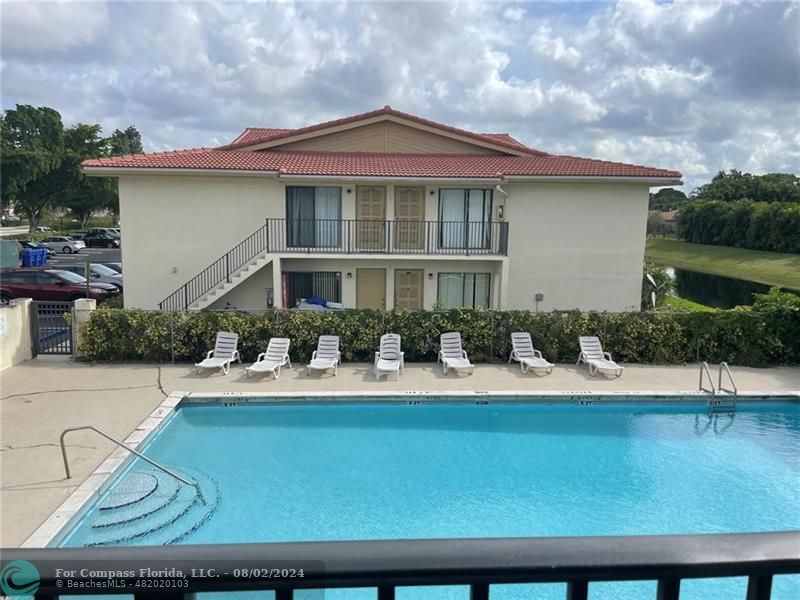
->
xmin=45 ymin=247 xmax=121 ymax=268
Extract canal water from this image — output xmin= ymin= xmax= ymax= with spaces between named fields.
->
xmin=664 ymin=267 xmax=784 ymax=309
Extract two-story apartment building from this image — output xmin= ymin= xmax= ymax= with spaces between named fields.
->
xmin=83 ymin=107 xmax=682 ymax=312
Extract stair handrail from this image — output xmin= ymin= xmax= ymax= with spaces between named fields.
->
xmin=159 ymin=220 xmax=270 ymax=311
xmin=699 ymin=361 xmax=715 ymax=396
xmin=60 ymin=426 xmax=196 ymax=487
xmin=718 ymin=362 xmax=738 ymax=397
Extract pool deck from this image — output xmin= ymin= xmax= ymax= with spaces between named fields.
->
xmin=2 ymin=357 xmax=799 ymax=547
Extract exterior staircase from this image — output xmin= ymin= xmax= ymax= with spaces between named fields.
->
xmin=188 ymin=252 xmax=273 ymax=310
xmin=159 ymin=221 xmax=273 ymax=311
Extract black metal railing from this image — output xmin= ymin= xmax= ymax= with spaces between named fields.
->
xmin=7 ymin=531 xmax=799 ymax=600
xmin=274 ymin=218 xmax=508 ymax=256
xmin=159 ymin=219 xmax=509 ymax=310
xmin=160 ymin=223 xmax=271 ymax=311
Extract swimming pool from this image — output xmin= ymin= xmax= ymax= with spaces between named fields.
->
xmin=53 ymin=397 xmax=800 ymax=599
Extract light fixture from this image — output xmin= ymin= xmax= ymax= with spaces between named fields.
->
xmin=346 ymin=272 xmax=353 ymax=279
xmin=346 ymin=188 xmax=352 ymax=194
xmin=428 ymin=272 xmax=433 ymax=280
xmin=429 ymin=189 xmax=435 ymax=196
xmin=497 ymin=205 xmax=505 ymax=220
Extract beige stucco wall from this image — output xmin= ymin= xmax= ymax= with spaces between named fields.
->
xmin=118 ymin=174 xmax=646 ymax=312
xmin=503 ymin=182 xmax=649 ymax=312
xmin=118 ymin=175 xmax=284 ymax=309
xmin=0 ymin=299 xmax=32 ymax=370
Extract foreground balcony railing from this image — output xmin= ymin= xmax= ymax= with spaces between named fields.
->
xmin=270 ymin=218 xmax=509 ymax=256
xmin=7 ymin=531 xmax=799 ymax=600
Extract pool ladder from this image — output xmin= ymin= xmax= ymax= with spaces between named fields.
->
xmin=699 ymin=362 xmax=738 ymax=413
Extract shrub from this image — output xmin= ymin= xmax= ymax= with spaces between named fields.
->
xmin=677 ymin=200 xmax=800 ymax=253
xmin=78 ymin=305 xmax=800 ymax=367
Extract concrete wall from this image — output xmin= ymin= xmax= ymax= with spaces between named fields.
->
xmin=0 ymin=299 xmax=32 ymax=370
xmin=118 ymin=174 xmax=646 ymax=312
xmin=504 ymin=182 xmax=649 ymax=312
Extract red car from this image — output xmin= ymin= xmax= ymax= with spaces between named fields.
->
xmin=0 ymin=268 xmax=120 ymax=304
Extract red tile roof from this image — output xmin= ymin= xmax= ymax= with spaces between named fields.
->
xmin=83 ymin=149 xmax=682 ymax=180
xmin=228 ymin=128 xmax=292 ymax=146
xmin=220 ymin=105 xmax=549 ymax=156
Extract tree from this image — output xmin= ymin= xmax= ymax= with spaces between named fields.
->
xmin=59 ymin=124 xmax=117 ymax=228
xmin=0 ymin=105 xmax=65 ymax=230
xmin=649 ymin=188 xmax=688 ymax=210
xmin=108 ymin=126 xmax=143 ymax=156
xmin=694 ymin=170 xmax=800 ymax=203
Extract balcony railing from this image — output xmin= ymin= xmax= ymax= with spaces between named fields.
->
xmin=271 ymin=218 xmax=509 ymax=256
xmin=159 ymin=219 xmax=508 ymax=311
xmin=7 ymin=531 xmax=799 ymax=600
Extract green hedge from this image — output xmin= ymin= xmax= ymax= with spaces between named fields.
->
xmin=677 ymin=200 xmax=800 ymax=253
xmin=78 ymin=296 xmax=800 ymax=367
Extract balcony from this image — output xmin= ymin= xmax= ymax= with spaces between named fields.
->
xmin=265 ymin=218 xmax=508 ymax=256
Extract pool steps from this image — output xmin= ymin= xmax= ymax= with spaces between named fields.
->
xmin=79 ymin=467 xmax=220 ymax=547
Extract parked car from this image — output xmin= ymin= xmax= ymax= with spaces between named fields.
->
xmin=34 ymin=225 xmax=52 ymax=232
xmin=0 ymin=268 xmax=120 ymax=304
xmin=17 ymin=240 xmax=56 ymax=258
xmin=57 ymin=263 xmax=123 ymax=290
xmin=87 ymin=227 xmax=120 ymax=238
xmin=83 ymin=232 xmax=120 ymax=248
xmin=102 ymin=262 xmax=123 ymax=274
xmin=40 ymin=236 xmax=86 ymax=254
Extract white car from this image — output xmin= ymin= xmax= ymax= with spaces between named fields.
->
xmin=40 ymin=236 xmax=86 ymax=254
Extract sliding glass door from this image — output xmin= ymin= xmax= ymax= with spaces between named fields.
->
xmin=438 ymin=189 xmax=492 ymax=249
xmin=286 ymin=186 xmax=341 ymax=248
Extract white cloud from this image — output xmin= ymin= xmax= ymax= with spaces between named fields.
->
xmin=503 ymin=7 xmax=525 ymax=22
xmin=0 ymin=1 xmax=109 ymax=51
xmin=529 ymin=25 xmax=581 ymax=69
xmin=1 ymin=0 xmax=797 ymax=192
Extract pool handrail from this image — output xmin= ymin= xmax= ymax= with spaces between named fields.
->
xmin=59 ymin=425 xmax=196 ymax=488
xmin=718 ymin=361 xmax=738 ymax=397
xmin=699 ymin=361 xmax=715 ymax=396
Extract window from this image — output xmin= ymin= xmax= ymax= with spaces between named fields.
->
xmin=283 ymin=271 xmax=341 ymax=307
xmin=437 ymin=273 xmax=491 ymax=309
xmin=438 ymin=189 xmax=492 ymax=249
xmin=51 ymin=270 xmax=86 ymax=283
xmin=3 ymin=272 xmax=37 ymax=284
xmin=286 ymin=186 xmax=342 ymax=247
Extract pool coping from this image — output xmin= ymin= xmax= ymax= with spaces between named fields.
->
xmin=20 ymin=389 xmax=800 ymax=548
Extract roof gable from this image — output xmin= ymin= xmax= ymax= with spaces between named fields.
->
xmin=220 ymin=106 xmax=548 ymax=156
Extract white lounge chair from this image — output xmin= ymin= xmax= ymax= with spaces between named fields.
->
xmin=374 ymin=333 xmax=404 ymax=380
xmin=509 ymin=332 xmax=554 ymax=375
xmin=438 ymin=332 xmax=474 ymax=375
xmin=194 ymin=331 xmax=240 ymax=375
xmin=577 ymin=336 xmax=624 ymax=378
xmin=306 ymin=335 xmax=341 ymax=376
xmin=246 ymin=337 xmax=291 ymax=379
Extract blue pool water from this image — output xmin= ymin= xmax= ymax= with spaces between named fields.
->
xmin=59 ymin=400 xmax=800 ymax=599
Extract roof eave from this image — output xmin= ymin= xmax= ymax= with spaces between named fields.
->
xmin=220 ymin=112 xmax=538 ymax=156
xmin=504 ymin=175 xmax=683 ymax=186
xmin=82 ymin=166 xmax=280 ymax=178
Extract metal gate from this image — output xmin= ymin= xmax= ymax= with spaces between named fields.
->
xmin=31 ymin=301 xmax=73 ymax=355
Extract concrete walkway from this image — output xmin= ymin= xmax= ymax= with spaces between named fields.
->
xmin=2 ymin=357 xmax=799 ymax=547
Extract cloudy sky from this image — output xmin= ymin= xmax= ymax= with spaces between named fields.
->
xmin=2 ymin=0 xmax=798 ymax=191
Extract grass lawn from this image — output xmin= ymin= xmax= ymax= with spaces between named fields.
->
xmin=645 ymin=238 xmax=800 ymax=290
xmin=662 ymin=296 xmax=716 ymax=312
